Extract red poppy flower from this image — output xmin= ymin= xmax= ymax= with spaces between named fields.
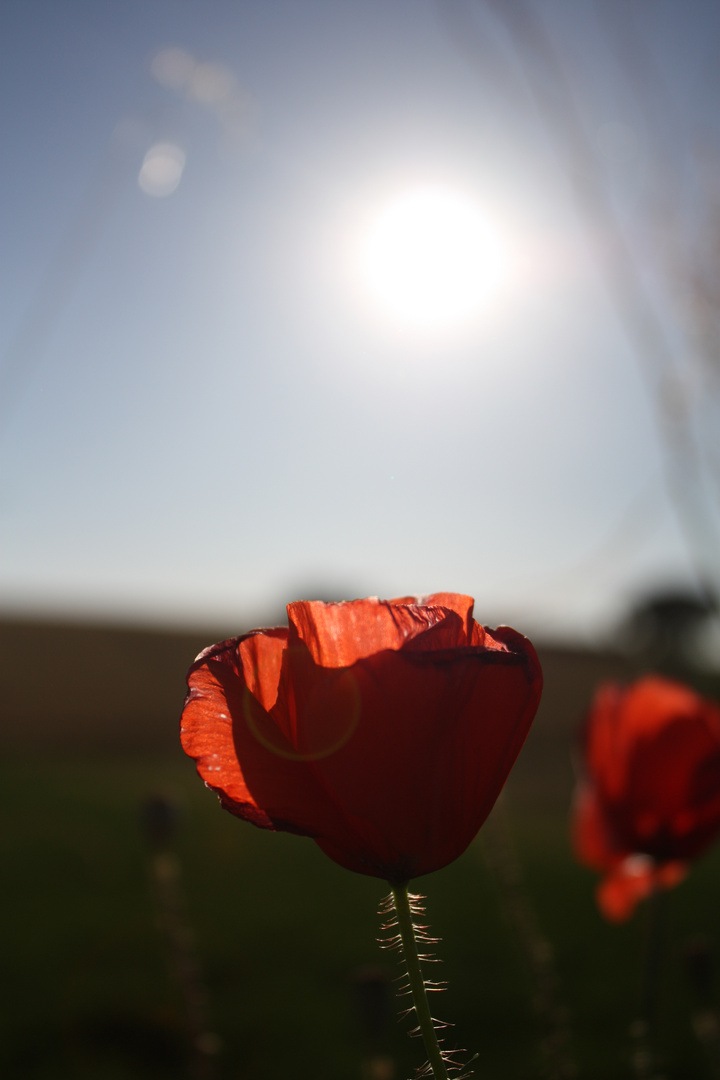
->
xmin=181 ymin=594 xmax=542 ymax=883
xmin=573 ymin=676 xmax=720 ymax=920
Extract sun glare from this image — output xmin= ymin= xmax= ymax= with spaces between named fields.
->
xmin=358 ymin=186 xmax=507 ymax=332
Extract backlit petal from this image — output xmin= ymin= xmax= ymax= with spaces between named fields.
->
xmin=288 ymin=597 xmax=455 ymax=667
xmin=181 ymin=595 xmax=543 ymax=882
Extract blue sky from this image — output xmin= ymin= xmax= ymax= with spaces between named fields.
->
xmin=2 ymin=0 xmax=720 ymax=642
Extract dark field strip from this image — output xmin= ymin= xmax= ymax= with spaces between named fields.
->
xmin=1 ymin=755 xmax=719 ymax=1079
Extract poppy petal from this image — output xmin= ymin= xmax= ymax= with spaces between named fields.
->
xmin=181 ymin=596 xmax=543 ymax=882
xmin=288 ymin=597 xmax=457 ymax=667
xmin=572 ymin=674 xmax=720 ymax=919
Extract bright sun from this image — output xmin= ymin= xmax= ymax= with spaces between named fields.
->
xmin=359 ymin=186 xmax=507 ymax=332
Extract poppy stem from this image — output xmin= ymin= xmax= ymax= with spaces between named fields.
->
xmin=643 ymin=885 xmax=664 ymax=1038
xmin=641 ymin=885 xmax=667 ymax=1077
xmin=389 ymin=883 xmax=450 ymax=1080
xmin=631 ymin=884 xmax=667 ymax=1078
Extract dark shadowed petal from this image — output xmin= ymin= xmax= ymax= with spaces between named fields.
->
xmin=308 ymin=636 xmax=542 ymax=879
xmin=399 ymin=609 xmax=466 ymax=651
xmin=621 ymin=718 xmax=720 ymax=857
xmin=682 ymin=744 xmax=720 ymax=852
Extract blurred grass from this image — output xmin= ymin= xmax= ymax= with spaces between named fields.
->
xmin=2 ymin=751 xmax=720 ymax=1079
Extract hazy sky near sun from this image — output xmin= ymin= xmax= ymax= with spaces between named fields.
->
xmin=2 ymin=0 xmax=720 ymax=641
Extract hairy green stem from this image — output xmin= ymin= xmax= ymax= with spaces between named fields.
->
xmin=390 ymin=883 xmax=449 ymax=1080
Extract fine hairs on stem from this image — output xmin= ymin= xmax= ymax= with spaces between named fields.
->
xmin=378 ymin=886 xmax=474 ymax=1080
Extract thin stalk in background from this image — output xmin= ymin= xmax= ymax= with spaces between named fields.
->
xmin=683 ymin=936 xmax=720 ymax=1079
xmin=142 ymin=794 xmax=221 ymax=1080
xmin=479 ymin=797 xmax=577 ymax=1079
xmin=630 ymin=885 xmax=667 ymax=1080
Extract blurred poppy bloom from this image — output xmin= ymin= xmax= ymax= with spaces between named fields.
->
xmin=573 ymin=676 xmax=720 ymax=921
xmin=181 ymin=594 xmax=542 ymax=882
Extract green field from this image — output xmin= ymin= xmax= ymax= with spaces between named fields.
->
xmin=3 ymin=751 xmax=720 ymax=1080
